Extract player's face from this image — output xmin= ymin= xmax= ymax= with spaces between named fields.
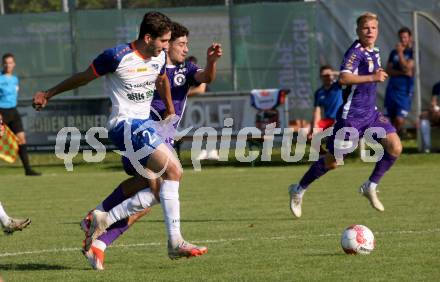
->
xmin=168 ymin=36 xmax=189 ymax=64
xmin=2 ymin=57 xmax=16 ymax=74
xmin=320 ymin=68 xmax=334 ymax=87
xmin=357 ymin=19 xmax=378 ymax=48
xmin=146 ymin=31 xmax=171 ymax=57
xmin=399 ymin=32 xmax=411 ymax=48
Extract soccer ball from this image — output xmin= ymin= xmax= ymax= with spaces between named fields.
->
xmin=340 ymin=225 xmax=375 ymax=255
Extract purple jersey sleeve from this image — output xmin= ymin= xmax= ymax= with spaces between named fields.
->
xmin=340 ymin=47 xmax=362 ymax=74
xmin=91 ymin=48 xmax=120 ymax=77
xmin=186 ymin=61 xmax=202 ymax=87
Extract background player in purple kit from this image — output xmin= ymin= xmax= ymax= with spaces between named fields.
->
xmin=288 ymin=12 xmax=402 ymax=218
xmin=83 ymin=21 xmax=222 ymax=270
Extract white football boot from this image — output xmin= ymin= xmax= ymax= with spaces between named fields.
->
xmin=2 ymin=217 xmax=31 ymax=235
xmin=84 ymin=210 xmax=110 ymax=252
xmin=359 ymin=181 xmax=384 ymax=212
xmin=288 ymin=184 xmax=304 ymax=218
xmin=168 ymin=240 xmax=208 ymax=260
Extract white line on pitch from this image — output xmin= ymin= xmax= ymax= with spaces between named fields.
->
xmin=0 ymin=228 xmax=438 ymax=258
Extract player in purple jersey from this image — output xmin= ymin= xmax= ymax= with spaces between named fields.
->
xmin=81 ymin=21 xmax=222 ymax=270
xmin=150 ymin=25 xmax=220 ymax=122
xmin=288 ymin=12 xmax=402 ymax=218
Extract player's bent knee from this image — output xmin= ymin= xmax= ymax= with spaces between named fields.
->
xmin=324 ymin=153 xmax=338 ymax=170
xmin=325 ymin=161 xmax=338 ymax=170
xmin=163 ymin=163 xmax=182 ymax=181
xmin=390 ymin=141 xmax=403 ymax=157
xmin=385 ymin=139 xmax=402 ymax=157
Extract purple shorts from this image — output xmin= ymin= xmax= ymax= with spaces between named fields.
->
xmin=327 ymin=111 xmax=396 ymax=156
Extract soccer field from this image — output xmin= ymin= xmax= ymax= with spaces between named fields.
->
xmin=0 ymin=153 xmax=439 ymax=281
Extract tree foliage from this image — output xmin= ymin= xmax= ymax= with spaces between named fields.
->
xmin=5 ymin=0 xmax=61 ymax=13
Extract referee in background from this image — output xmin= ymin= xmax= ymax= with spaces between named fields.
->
xmin=0 ymin=53 xmax=40 ymax=176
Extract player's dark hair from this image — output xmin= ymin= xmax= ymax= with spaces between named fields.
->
xmin=171 ymin=22 xmax=189 ymax=42
xmin=2 ymin=53 xmax=14 ymax=62
xmin=398 ymin=26 xmax=412 ymax=36
xmin=319 ymin=65 xmax=333 ymax=74
xmin=138 ymin=11 xmax=172 ymax=40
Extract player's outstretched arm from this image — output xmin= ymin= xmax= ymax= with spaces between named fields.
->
xmin=308 ymin=106 xmax=321 ymax=139
xmin=339 ymin=69 xmax=388 ymax=86
xmin=155 ymin=73 xmax=175 ymax=117
xmin=194 ymin=43 xmax=222 ymax=83
xmin=32 ymin=67 xmax=98 ymax=111
xmin=312 ymin=107 xmax=321 ymax=130
xmin=187 ymin=83 xmax=207 ymax=96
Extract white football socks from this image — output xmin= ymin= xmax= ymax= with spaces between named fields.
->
xmin=92 ymin=239 xmax=107 ymax=251
xmin=104 ymin=181 xmax=184 ymax=248
xmin=107 ymin=188 xmax=159 ymax=225
xmin=159 ymin=180 xmax=183 ymax=247
xmin=0 ymin=202 xmax=10 ymax=226
xmin=368 ymin=181 xmax=378 ymax=190
xmin=95 ymin=203 xmax=104 ymax=212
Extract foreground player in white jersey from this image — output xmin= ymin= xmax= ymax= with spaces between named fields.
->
xmin=81 ymin=22 xmax=222 ymax=270
xmin=32 ymin=11 xmax=207 ymax=260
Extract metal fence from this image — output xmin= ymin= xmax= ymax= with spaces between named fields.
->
xmin=1 ymin=0 xmax=439 ymax=122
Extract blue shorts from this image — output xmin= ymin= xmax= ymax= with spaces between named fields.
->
xmin=384 ymin=89 xmax=412 ymax=118
xmin=151 ymin=109 xmax=180 ymax=148
xmin=108 ymin=119 xmax=162 ymax=175
xmin=327 ymin=111 xmax=396 ymax=156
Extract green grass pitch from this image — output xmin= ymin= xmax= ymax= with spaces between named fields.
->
xmin=0 ymin=153 xmax=439 ymax=281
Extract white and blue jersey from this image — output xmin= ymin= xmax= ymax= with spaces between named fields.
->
xmin=91 ymin=42 xmax=167 ymax=168
xmin=0 ymin=73 xmax=19 ymax=109
xmin=91 ymin=42 xmax=167 ymax=129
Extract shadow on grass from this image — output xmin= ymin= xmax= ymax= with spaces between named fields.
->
xmin=0 ymin=263 xmax=71 ymax=271
xmin=304 ymin=252 xmax=344 ymax=257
